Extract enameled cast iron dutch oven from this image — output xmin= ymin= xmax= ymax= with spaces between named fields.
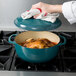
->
xmin=8 ymin=31 xmax=66 ymax=63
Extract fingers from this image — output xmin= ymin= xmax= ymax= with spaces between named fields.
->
xmin=33 ymin=14 xmax=41 ymax=18
xmin=31 ymin=2 xmax=42 ymax=9
xmin=30 ymin=2 xmax=44 ymax=18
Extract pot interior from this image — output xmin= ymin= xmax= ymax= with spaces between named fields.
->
xmin=15 ymin=31 xmax=60 ymax=45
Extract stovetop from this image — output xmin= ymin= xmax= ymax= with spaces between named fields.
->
xmin=0 ymin=31 xmax=76 ymax=72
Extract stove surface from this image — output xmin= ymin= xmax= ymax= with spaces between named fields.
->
xmin=0 ymin=31 xmax=76 ymax=72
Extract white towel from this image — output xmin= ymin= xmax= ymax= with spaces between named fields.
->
xmin=21 ymin=8 xmax=59 ymax=23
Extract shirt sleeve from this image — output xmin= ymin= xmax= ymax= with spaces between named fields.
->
xmin=62 ymin=1 xmax=76 ymax=24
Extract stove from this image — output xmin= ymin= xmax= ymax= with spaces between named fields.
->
xmin=0 ymin=31 xmax=76 ymax=72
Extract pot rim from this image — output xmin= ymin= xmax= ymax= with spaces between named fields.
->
xmin=15 ymin=31 xmax=60 ymax=50
xmin=15 ymin=31 xmax=60 ymax=43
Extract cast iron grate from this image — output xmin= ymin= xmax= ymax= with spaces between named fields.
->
xmin=11 ymin=54 xmax=62 ymax=71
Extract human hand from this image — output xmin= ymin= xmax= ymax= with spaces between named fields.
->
xmin=30 ymin=2 xmax=62 ymax=18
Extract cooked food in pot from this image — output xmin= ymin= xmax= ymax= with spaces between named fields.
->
xmin=19 ymin=38 xmax=57 ymax=49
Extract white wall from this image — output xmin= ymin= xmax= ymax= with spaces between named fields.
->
xmin=0 ymin=0 xmax=75 ymax=27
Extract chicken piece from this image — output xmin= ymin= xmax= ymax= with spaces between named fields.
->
xmin=38 ymin=38 xmax=51 ymax=44
xmin=39 ymin=38 xmax=57 ymax=47
xmin=19 ymin=38 xmax=35 ymax=46
xmin=26 ymin=38 xmax=35 ymax=43
xmin=22 ymin=38 xmax=57 ymax=49
xmin=23 ymin=39 xmax=46 ymax=49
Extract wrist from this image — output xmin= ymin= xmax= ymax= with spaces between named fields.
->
xmin=49 ymin=5 xmax=62 ymax=13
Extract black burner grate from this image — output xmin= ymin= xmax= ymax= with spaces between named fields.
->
xmin=11 ymin=54 xmax=62 ymax=71
xmin=0 ymin=31 xmax=16 ymax=70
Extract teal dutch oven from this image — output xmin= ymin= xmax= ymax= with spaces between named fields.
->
xmin=8 ymin=31 xmax=66 ymax=63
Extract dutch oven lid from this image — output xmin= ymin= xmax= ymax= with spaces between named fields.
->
xmin=14 ymin=17 xmax=61 ymax=31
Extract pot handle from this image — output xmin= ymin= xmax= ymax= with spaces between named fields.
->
xmin=57 ymin=35 xmax=66 ymax=46
xmin=8 ymin=34 xmax=17 ymax=44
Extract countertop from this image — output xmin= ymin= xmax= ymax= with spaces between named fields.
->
xmin=0 ymin=71 xmax=76 ymax=76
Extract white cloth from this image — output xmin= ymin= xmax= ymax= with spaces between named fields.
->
xmin=21 ymin=9 xmax=59 ymax=23
xmin=21 ymin=9 xmax=40 ymax=19
xmin=62 ymin=1 xmax=76 ymax=24
xmin=36 ymin=13 xmax=59 ymax=23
